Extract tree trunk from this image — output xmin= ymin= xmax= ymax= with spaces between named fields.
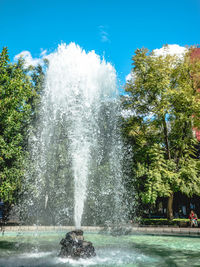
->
xmin=162 ymin=116 xmax=171 ymax=160
xmin=163 ymin=116 xmax=173 ymax=220
xmin=167 ymin=193 xmax=174 ymax=220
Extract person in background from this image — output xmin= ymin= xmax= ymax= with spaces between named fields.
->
xmin=189 ymin=210 xmax=198 ymax=227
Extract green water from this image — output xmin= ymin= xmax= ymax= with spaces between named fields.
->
xmin=0 ymin=231 xmax=200 ymax=266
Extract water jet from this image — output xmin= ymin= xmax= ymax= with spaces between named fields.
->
xmin=23 ymin=42 xmax=125 ymax=228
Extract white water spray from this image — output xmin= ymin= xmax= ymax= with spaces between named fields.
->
xmin=25 ymin=43 xmax=125 ymax=228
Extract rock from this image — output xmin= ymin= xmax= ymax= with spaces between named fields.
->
xmin=59 ymin=230 xmax=96 ymax=259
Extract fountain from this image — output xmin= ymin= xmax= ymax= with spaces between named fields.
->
xmin=17 ymin=42 xmax=128 ymax=259
xmin=1 ymin=43 xmax=200 ymax=266
xmin=22 ymin=42 xmax=126 ymax=228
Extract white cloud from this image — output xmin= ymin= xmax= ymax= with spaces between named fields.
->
xmin=14 ymin=50 xmax=46 ymax=67
xmin=125 ymin=44 xmax=187 ymax=82
xmin=153 ymin=44 xmax=187 ymax=58
xmin=125 ymin=72 xmax=136 ymax=82
xmin=99 ymin=26 xmax=110 ymax=43
xmin=125 ymin=73 xmax=132 ymax=82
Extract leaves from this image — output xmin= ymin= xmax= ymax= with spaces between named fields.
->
xmin=0 ymin=47 xmax=39 ymax=208
xmin=122 ymin=45 xmax=200 ymax=206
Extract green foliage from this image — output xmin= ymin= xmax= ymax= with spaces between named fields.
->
xmin=0 ymin=47 xmax=40 ymax=213
xmin=122 ymin=46 xmax=200 ymax=213
xmin=140 ymin=218 xmax=190 ymax=226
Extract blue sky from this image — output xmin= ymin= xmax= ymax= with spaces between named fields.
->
xmin=0 ymin=0 xmax=200 ymax=87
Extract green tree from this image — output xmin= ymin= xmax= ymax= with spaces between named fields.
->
xmin=0 ymin=47 xmax=38 ymax=220
xmin=122 ymin=46 xmax=200 ymax=219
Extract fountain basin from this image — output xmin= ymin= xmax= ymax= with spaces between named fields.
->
xmin=0 ymin=231 xmax=200 ymax=266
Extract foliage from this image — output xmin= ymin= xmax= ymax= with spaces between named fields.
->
xmin=140 ymin=218 xmax=190 ymax=226
xmin=0 ymin=47 xmax=43 ymax=220
xmin=122 ymin=46 xmax=200 ymax=218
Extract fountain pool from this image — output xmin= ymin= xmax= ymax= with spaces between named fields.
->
xmin=0 ymin=231 xmax=200 ymax=267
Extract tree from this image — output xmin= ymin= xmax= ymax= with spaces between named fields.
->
xmin=122 ymin=46 xmax=200 ymax=219
xmin=0 ymin=47 xmax=39 ymax=221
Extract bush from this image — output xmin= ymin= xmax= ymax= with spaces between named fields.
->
xmin=140 ymin=218 xmax=190 ymax=226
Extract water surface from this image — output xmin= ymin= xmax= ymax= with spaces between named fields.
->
xmin=0 ymin=232 xmax=200 ymax=266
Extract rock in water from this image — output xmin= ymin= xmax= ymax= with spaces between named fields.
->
xmin=59 ymin=230 xmax=96 ymax=259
